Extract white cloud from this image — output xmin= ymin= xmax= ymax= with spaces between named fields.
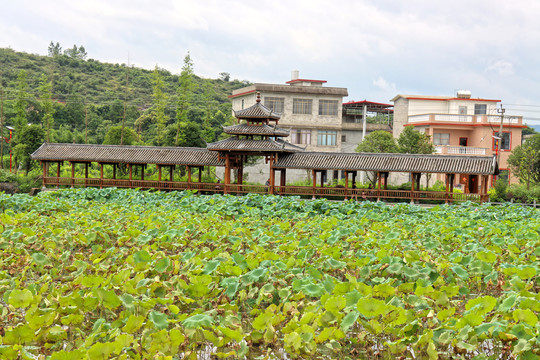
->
xmin=485 ymin=60 xmax=515 ymax=76
xmin=2 ymin=0 xmax=540 ymax=108
xmin=373 ymin=77 xmax=396 ymax=93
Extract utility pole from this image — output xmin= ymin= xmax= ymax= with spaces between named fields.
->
xmin=495 ymin=104 xmax=505 ymax=184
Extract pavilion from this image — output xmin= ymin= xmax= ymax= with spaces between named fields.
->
xmin=31 ymin=93 xmax=498 ymax=203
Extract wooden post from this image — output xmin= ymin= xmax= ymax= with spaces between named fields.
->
xmin=56 ymin=162 xmax=61 ymax=188
xmin=224 ymin=154 xmax=230 ymax=194
xmin=187 ymin=165 xmax=192 ymax=190
xmin=42 ymin=161 xmax=47 ymax=190
xmin=85 ymin=163 xmax=88 ymax=188
xmin=383 ymin=172 xmax=389 ymax=190
xmin=269 ymin=167 xmax=275 ymax=195
xmin=141 ymin=165 xmax=145 ymax=181
xmin=238 ymin=167 xmax=243 ymax=186
xmin=280 ymin=169 xmax=286 ymax=194
xmin=112 ymin=164 xmax=116 ymax=179
xmin=377 ymin=171 xmax=382 ymax=201
xmin=158 ymin=165 xmax=162 ymax=190
xmin=100 ymin=163 xmax=104 ymax=189
xmin=198 ymin=167 xmax=203 ymax=183
xmin=344 ymin=171 xmax=349 ymax=200
xmin=312 ymin=169 xmax=317 ymax=199
xmin=128 ymin=164 xmax=132 ymax=188
xmin=445 ymin=174 xmax=450 ymax=204
xmin=71 ymin=162 xmax=75 ymax=188
xmin=410 ymin=173 xmax=415 ymax=204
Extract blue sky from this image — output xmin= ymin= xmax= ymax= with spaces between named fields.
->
xmin=2 ymin=0 xmax=540 ymax=124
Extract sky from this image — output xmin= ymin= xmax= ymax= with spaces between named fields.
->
xmin=2 ymin=0 xmax=540 ymax=124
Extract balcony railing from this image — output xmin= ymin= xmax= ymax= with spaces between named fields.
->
xmin=435 ymin=145 xmax=488 ymax=155
xmin=408 ymin=114 xmax=522 ymax=125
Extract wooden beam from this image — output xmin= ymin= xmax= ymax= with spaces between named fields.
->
xmin=85 ymin=163 xmax=88 ymax=188
xmin=100 ymin=163 xmax=104 ymax=189
xmin=344 ymin=171 xmax=349 ymax=200
xmin=312 ymin=169 xmax=316 ymax=199
xmin=71 ymin=162 xmax=75 ymax=188
xmin=224 ymin=154 xmax=230 ymax=194
xmin=158 ymin=165 xmax=162 ymax=190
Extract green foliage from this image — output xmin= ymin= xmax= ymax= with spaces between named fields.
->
xmin=492 ymin=178 xmax=508 ymax=202
xmin=38 ymin=73 xmax=54 ymax=142
xmin=0 ymin=188 xmax=539 ymax=358
xmin=355 ymin=130 xmax=398 ymax=153
xmin=11 ymin=124 xmax=45 ymax=173
xmin=102 ymin=126 xmax=138 ymax=145
xmin=397 ymin=126 xmax=435 ymax=154
xmin=508 ymin=134 xmax=540 ymax=189
xmin=0 ymin=47 xmax=246 ymax=147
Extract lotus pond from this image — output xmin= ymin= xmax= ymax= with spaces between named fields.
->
xmin=0 ymin=188 xmax=539 ymax=359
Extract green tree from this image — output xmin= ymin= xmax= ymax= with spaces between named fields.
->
xmin=13 ymin=70 xmax=30 ymax=131
xmin=38 ymin=74 xmax=55 ymax=142
xmin=175 ymin=52 xmax=196 ymax=146
xmin=164 ymin=122 xmax=204 ymax=148
xmin=64 ymin=44 xmax=87 ymax=60
xmin=508 ymin=134 xmax=540 ymax=190
xmin=103 ymin=126 xmax=138 ymax=146
xmin=201 ymin=80 xmax=216 ymax=143
xmin=397 ymin=126 xmax=435 ymax=154
xmin=151 ymin=66 xmax=168 ymax=146
xmin=47 ymin=42 xmax=62 ymax=57
xmin=355 ymin=130 xmax=399 ymax=153
xmin=11 ymin=124 xmax=45 ymax=174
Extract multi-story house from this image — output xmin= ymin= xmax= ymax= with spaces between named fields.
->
xmin=228 ymin=71 xmax=348 ymax=183
xmin=392 ymin=91 xmax=525 ymax=188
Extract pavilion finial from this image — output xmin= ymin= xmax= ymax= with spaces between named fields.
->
xmin=256 ymin=92 xmax=261 ymax=103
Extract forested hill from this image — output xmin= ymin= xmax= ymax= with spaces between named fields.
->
xmin=0 ymin=46 xmax=249 ymax=148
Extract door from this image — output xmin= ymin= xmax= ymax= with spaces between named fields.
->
xmin=459 ymin=137 xmax=468 ymax=153
xmin=469 ymin=175 xmax=478 ymax=194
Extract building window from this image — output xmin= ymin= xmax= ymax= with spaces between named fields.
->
xmin=290 ymin=129 xmax=311 ymax=145
xmin=458 ymin=106 xmax=467 ymax=115
xmin=293 ymin=99 xmax=312 ymax=114
xmin=264 ymin=97 xmax=284 ymax=113
xmin=433 ymin=133 xmax=450 ymax=145
xmin=341 ymin=135 xmax=346 ymax=142
xmin=474 ymin=104 xmax=487 ymax=115
xmin=241 ymin=99 xmax=244 ymax=109
xmin=318 ymin=130 xmax=337 ymax=146
xmin=493 ymin=131 xmax=511 ymax=151
xmin=319 ymin=100 xmax=339 ymax=115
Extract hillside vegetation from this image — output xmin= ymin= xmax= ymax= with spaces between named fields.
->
xmin=0 ymin=46 xmax=248 ymax=157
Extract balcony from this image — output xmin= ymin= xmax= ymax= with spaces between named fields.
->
xmin=408 ymin=114 xmax=522 ymax=125
xmin=435 ymin=145 xmax=488 ymax=155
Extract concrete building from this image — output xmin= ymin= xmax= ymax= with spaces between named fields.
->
xmin=228 ymin=71 xmax=348 ymax=183
xmin=392 ymin=91 xmax=525 ymax=187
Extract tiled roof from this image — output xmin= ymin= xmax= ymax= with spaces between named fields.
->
xmin=233 ymin=102 xmax=281 ymax=120
xmin=31 ymin=143 xmax=225 ymax=166
xmin=223 ymin=124 xmax=289 ymax=137
xmin=207 ymin=138 xmax=303 ymax=153
xmin=274 ymin=152 xmax=498 ymax=175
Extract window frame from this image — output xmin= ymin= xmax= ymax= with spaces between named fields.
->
xmin=492 ymin=131 xmax=511 ymax=151
xmin=433 ymin=133 xmax=450 ymax=145
xmin=318 ymin=99 xmax=339 ymax=116
xmin=264 ymin=97 xmax=285 ymax=113
xmin=292 ymin=98 xmax=312 ymax=115
xmin=474 ymin=104 xmax=487 ymax=115
xmin=317 ymin=130 xmax=337 ymax=146
xmin=290 ymin=129 xmax=312 ymax=145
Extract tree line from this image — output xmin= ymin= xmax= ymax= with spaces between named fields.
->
xmin=0 ymin=45 xmax=248 ymax=173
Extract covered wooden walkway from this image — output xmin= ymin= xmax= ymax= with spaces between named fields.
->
xmin=32 ymin=143 xmax=498 ymax=203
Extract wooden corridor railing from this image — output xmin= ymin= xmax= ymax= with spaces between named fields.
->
xmin=42 ymin=176 xmax=488 ymax=203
